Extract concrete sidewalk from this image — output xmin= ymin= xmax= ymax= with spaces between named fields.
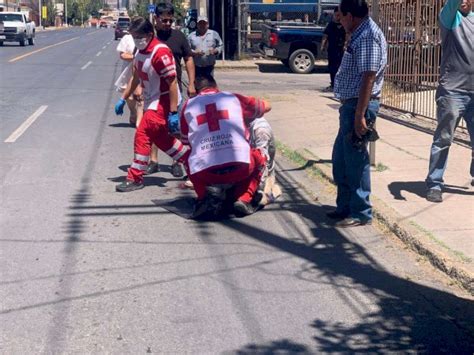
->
xmin=266 ymin=90 xmax=473 ymax=293
xmin=215 ymin=58 xmax=272 ymax=70
xmin=215 ymin=58 xmax=329 ymax=70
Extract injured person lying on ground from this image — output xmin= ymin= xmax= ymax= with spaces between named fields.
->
xmin=178 ymin=74 xmax=281 ymax=219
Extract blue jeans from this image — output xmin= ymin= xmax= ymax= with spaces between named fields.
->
xmin=332 ymin=99 xmax=380 ymax=221
xmin=426 ymin=87 xmax=474 ymax=191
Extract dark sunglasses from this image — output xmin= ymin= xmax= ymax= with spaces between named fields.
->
xmin=159 ymin=18 xmax=174 ymax=24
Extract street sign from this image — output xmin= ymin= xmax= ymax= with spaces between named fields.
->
xmin=147 ymin=4 xmax=155 ymax=14
xmin=42 ymin=6 xmax=47 ymax=19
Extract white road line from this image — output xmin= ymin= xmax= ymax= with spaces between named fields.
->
xmin=96 ymin=51 xmax=102 ymax=56
xmin=102 ymin=45 xmax=106 ymax=49
xmin=4 ymin=106 xmax=48 ymax=143
xmin=81 ymin=61 xmax=92 ymax=70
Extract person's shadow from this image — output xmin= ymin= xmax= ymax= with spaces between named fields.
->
xmin=388 ymin=181 xmax=473 ymax=200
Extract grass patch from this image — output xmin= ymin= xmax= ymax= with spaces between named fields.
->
xmin=276 ymin=141 xmax=324 ymax=180
xmin=375 ymin=162 xmax=389 ymax=172
xmin=409 ymin=221 xmax=472 ymax=263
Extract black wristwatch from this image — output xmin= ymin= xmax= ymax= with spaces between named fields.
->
xmin=170 ymin=111 xmax=178 ymax=115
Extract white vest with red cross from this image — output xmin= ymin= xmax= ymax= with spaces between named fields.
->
xmin=134 ymin=43 xmax=171 ymax=111
xmin=183 ymin=91 xmax=251 ymax=175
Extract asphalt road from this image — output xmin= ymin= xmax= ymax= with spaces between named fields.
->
xmin=1 ymin=28 xmax=473 ymax=353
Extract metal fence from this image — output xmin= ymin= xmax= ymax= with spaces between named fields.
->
xmin=376 ymin=0 xmax=443 ymax=120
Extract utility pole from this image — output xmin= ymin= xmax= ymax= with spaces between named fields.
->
xmin=149 ymin=0 xmax=152 ymax=23
xmin=65 ymin=0 xmax=68 ymax=26
xmin=369 ymin=0 xmax=379 ymax=167
xmin=39 ymin=0 xmax=42 ymax=27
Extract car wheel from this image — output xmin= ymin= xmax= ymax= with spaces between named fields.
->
xmin=28 ymin=36 xmax=35 ymax=45
xmin=289 ymin=48 xmax=315 ymax=74
xmin=281 ymin=59 xmax=289 ymax=67
xmin=0 ymin=41 xmax=3 ymax=46
xmin=19 ymin=38 xmax=26 ymax=46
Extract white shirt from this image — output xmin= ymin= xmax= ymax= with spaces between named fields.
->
xmin=116 ymin=34 xmax=135 ymax=71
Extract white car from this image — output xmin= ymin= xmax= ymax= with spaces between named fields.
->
xmin=0 ymin=12 xmax=36 ymax=46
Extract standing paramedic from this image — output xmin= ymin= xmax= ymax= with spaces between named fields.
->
xmin=180 ymin=75 xmax=271 ymax=217
xmin=114 ymin=17 xmax=187 ymax=193
xmin=425 ymin=0 xmax=473 ymax=203
xmin=329 ymin=0 xmax=387 ymax=227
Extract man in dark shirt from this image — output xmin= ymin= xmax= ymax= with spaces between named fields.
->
xmin=322 ymin=6 xmax=346 ymax=91
xmin=146 ymin=2 xmax=196 ymax=176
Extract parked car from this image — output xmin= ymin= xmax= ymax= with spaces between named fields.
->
xmin=259 ymin=23 xmax=325 ymax=74
xmin=0 ymin=12 xmax=35 ymax=46
xmin=114 ymin=21 xmax=129 ymax=40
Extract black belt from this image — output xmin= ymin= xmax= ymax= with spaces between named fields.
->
xmin=209 ymin=165 xmax=239 ymax=175
xmin=340 ymin=97 xmax=380 ymax=104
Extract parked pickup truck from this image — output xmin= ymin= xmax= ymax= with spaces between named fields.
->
xmin=260 ymin=23 xmax=325 ymax=74
xmin=0 ymin=12 xmax=35 ymax=46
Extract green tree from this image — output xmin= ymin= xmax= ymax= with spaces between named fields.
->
xmin=46 ymin=0 xmax=57 ymax=26
xmin=87 ymin=0 xmax=102 ymax=18
xmin=133 ymin=0 xmax=148 ymax=18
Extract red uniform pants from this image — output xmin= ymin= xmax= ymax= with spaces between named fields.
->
xmin=127 ymin=105 xmax=186 ymax=183
xmin=188 ymin=148 xmax=267 ymax=203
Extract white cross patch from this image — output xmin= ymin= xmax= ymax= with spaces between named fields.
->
xmin=162 ymin=55 xmax=171 ymax=66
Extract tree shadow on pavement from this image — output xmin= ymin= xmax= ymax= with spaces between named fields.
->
xmin=225 ymin=167 xmax=474 ymax=353
xmin=388 ymin=180 xmax=474 ymax=200
xmin=108 ymin=123 xmax=134 ymax=128
xmin=234 ymin=339 xmax=311 ymax=354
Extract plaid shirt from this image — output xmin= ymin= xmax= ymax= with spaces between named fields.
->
xmin=334 ymin=17 xmax=387 ymax=100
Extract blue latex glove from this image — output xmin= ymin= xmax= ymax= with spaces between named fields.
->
xmin=168 ymin=111 xmax=180 ymax=135
xmin=114 ymin=98 xmax=126 ymax=115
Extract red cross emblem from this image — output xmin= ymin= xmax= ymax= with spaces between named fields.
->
xmin=136 ymin=61 xmax=149 ymax=87
xmin=197 ymin=103 xmax=229 ymax=132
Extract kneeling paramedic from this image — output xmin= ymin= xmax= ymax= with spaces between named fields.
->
xmin=114 ymin=17 xmax=187 ymax=192
xmin=179 ymin=75 xmax=271 ymax=216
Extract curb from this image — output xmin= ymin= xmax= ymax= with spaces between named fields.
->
xmin=276 ymin=141 xmax=474 ymax=295
xmin=215 ymin=64 xmax=258 ymax=71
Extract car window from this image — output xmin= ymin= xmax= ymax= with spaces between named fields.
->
xmin=0 ymin=14 xmax=23 ymax=22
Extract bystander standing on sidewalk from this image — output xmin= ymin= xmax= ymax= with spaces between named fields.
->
xmin=321 ymin=6 xmax=346 ymax=92
xmin=328 ymin=0 xmax=387 ymax=227
xmin=425 ymin=0 xmax=474 ymax=203
xmin=187 ymin=16 xmax=223 ymax=77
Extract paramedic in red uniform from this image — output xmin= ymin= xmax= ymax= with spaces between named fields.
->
xmin=114 ymin=17 xmax=187 ymax=192
xmin=180 ymin=75 xmax=271 ymax=216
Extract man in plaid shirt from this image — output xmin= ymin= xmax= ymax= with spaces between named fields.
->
xmin=329 ymin=0 xmax=387 ymax=227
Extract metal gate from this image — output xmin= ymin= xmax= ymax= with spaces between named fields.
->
xmin=376 ymin=0 xmax=443 ymax=120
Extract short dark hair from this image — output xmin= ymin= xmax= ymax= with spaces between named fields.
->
xmin=340 ymin=0 xmax=369 ymax=18
xmin=195 ymin=74 xmax=217 ymax=92
xmin=334 ymin=5 xmax=339 ymax=12
xmin=155 ymin=2 xmax=174 ymax=16
xmin=129 ymin=17 xmax=154 ymax=35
